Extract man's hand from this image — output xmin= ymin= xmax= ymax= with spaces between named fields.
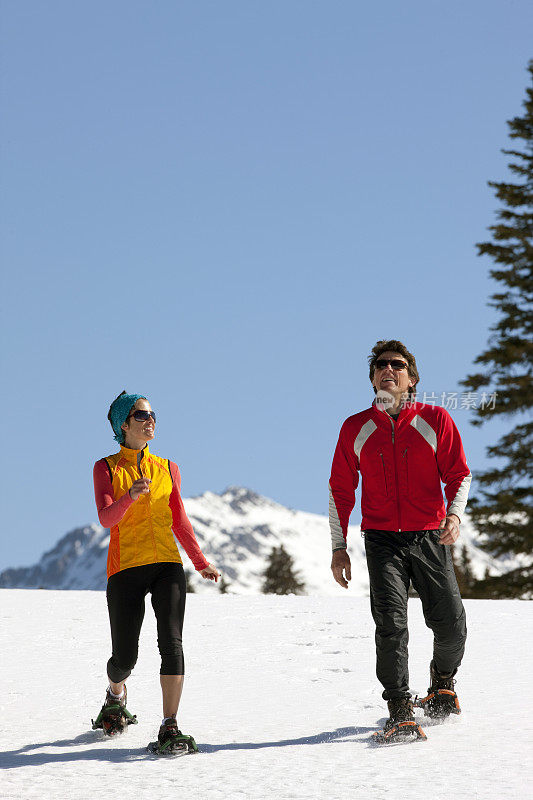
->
xmin=438 ymin=514 xmax=461 ymax=545
xmin=331 ymin=549 xmax=351 ymax=589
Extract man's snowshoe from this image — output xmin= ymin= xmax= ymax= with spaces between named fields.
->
xmin=414 ymin=661 xmax=461 ymax=719
xmin=92 ymin=685 xmax=138 ymax=737
xmin=372 ymin=698 xmax=427 ymax=744
xmin=147 ymin=717 xmax=198 ymax=756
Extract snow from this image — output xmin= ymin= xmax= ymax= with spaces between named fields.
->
xmin=1 ymin=590 xmax=531 ymax=800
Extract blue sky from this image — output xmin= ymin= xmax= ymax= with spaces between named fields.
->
xmin=1 ymin=1 xmax=532 ymax=571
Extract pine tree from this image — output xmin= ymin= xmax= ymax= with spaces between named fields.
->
xmin=219 ymin=574 xmax=230 ymax=594
xmin=460 ymin=60 xmax=533 ymax=598
xmin=184 ymin=569 xmax=196 ymax=593
xmin=261 ymin=545 xmax=305 ymax=595
xmin=452 ymin=544 xmax=476 ymax=598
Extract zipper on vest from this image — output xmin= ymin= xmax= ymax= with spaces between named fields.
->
xmin=137 ymin=449 xmax=157 ymax=560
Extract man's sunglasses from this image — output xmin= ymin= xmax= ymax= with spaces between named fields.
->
xmin=128 ymin=410 xmax=157 ymax=423
xmin=375 ymin=359 xmax=408 ymax=371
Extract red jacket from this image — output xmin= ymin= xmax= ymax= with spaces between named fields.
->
xmin=329 ymin=401 xmax=471 ymax=548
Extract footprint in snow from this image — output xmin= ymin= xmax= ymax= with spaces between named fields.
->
xmin=326 ymin=667 xmax=354 ymax=673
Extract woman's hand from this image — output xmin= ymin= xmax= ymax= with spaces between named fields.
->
xmin=129 ymin=478 xmax=151 ymax=500
xmin=200 ymin=564 xmax=220 ymax=582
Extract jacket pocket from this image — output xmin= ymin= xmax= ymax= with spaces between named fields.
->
xmin=378 ymin=451 xmax=389 ymax=497
xmin=402 ymin=447 xmax=409 ymax=496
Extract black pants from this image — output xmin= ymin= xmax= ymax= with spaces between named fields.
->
xmin=106 ymin=562 xmax=187 ymax=683
xmin=364 ymin=530 xmax=467 ymax=700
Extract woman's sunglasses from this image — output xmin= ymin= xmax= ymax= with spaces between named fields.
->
xmin=375 ymin=359 xmax=408 ymax=371
xmin=128 ymin=410 xmax=157 ymax=423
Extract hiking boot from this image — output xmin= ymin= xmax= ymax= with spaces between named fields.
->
xmin=104 ymin=685 xmax=127 ymax=708
xmin=372 ymin=697 xmax=426 ymax=743
xmin=155 ymin=717 xmax=199 ymax=754
xmin=416 ymin=661 xmax=461 ymax=718
xmin=158 ymin=717 xmax=185 ymax=752
xmin=92 ymin=684 xmax=137 ymax=735
xmin=385 ymin=697 xmax=415 ymax=731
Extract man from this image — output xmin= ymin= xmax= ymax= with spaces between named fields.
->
xmin=329 ymin=339 xmax=471 ymax=741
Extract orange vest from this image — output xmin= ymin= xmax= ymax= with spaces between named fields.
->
xmin=104 ymin=445 xmax=182 ymax=578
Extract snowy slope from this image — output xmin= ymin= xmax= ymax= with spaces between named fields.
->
xmin=0 ymin=487 xmax=520 ymax=595
xmin=0 ymin=590 xmax=531 ymax=800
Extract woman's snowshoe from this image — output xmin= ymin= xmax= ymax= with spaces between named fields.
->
xmin=147 ymin=717 xmax=198 ymax=755
xmin=92 ymin=685 xmax=138 ymax=736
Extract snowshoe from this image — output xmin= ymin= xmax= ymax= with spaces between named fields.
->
xmin=414 ymin=661 xmax=461 ymax=719
xmin=147 ymin=717 xmax=199 ymax=756
xmin=372 ymin=698 xmax=427 ymax=744
xmin=92 ymin=685 xmax=138 ymax=737
xmin=372 ymin=720 xmax=427 ymax=744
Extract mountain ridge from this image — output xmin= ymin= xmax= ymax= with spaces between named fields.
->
xmin=0 ymin=486 xmax=515 ymax=595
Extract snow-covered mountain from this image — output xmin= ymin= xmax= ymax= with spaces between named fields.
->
xmin=0 ymin=486 xmax=512 ymax=594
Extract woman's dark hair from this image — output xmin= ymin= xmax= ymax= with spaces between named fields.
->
xmin=368 ymin=339 xmax=419 ymax=398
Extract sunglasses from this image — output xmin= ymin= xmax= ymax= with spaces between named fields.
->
xmin=375 ymin=359 xmax=408 ymax=371
xmin=128 ymin=410 xmax=157 ymax=423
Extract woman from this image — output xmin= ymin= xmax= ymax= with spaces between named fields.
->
xmin=92 ymin=391 xmax=219 ymax=751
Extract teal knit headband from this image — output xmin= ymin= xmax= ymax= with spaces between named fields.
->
xmin=109 ymin=392 xmax=146 ymax=444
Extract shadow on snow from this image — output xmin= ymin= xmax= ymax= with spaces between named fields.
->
xmin=0 ymin=726 xmax=375 ymax=768
xmin=199 ymin=726 xmax=374 ymax=753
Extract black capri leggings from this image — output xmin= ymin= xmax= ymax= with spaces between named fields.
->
xmin=106 ymin=562 xmax=187 ymax=683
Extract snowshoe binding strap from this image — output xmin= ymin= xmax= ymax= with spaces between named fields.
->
xmin=414 ymin=689 xmax=461 ymax=718
xmin=372 ymin=720 xmax=427 ymax=744
xmin=148 ymin=734 xmax=199 ymax=756
xmin=92 ymin=704 xmax=138 ymax=736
